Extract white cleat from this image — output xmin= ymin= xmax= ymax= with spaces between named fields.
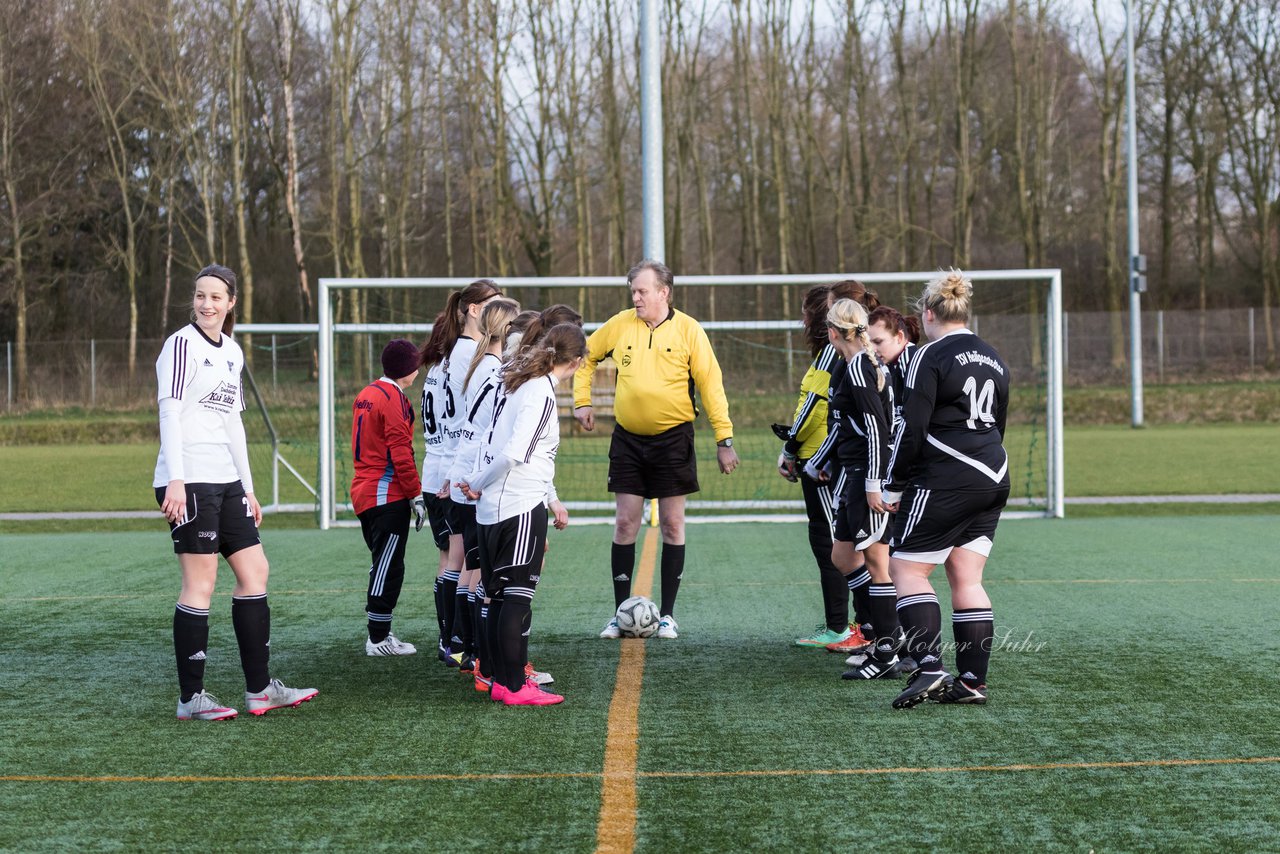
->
xmin=366 ymin=633 xmax=417 ymax=656
xmin=176 ymin=690 xmax=237 ymax=721
xmin=656 ymin=616 xmax=679 ymax=639
xmin=599 ymin=618 xmax=621 ymax=639
xmin=244 ymin=678 xmax=318 ymax=716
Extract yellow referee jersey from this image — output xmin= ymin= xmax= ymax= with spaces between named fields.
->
xmin=574 ymin=307 xmax=734 ymax=442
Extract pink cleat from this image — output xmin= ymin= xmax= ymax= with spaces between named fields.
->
xmin=502 ymin=680 xmax=564 ymax=706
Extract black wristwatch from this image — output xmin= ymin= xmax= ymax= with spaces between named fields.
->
xmin=717 ymin=438 xmax=733 ymax=448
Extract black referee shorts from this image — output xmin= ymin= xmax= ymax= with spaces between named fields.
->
xmin=890 ymin=485 xmax=1010 ymax=564
xmin=607 ymin=422 xmax=699 ymax=499
xmin=155 ymin=481 xmax=260 ymax=558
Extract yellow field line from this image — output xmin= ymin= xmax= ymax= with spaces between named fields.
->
xmin=594 ymin=528 xmax=658 ymax=854
xmin=5 ymin=756 xmax=1277 ymax=785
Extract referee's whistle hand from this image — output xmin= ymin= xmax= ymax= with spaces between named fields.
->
xmin=717 ymin=446 xmax=739 ymax=475
xmin=574 ymin=405 xmax=595 ymax=431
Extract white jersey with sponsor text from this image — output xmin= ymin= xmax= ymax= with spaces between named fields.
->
xmin=153 ymin=323 xmax=246 ymax=487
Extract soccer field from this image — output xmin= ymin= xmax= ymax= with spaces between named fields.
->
xmin=2 ymin=517 xmax=1278 ymax=850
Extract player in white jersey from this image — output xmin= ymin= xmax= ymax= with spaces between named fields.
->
xmin=445 ymin=297 xmax=520 ymax=685
xmin=154 ymin=264 xmax=316 ymax=721
xmin=460 ymin=323 xmax=586 ymax=706
xmin=419 ymin=313 xmax=463 ymax=665
xmin=433 ymin=280 xmax=503 ymax=670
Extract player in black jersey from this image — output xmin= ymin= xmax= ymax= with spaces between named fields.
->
xmin=868 ymin=306 xmax=921 ymax=432
xmin=786 ymin=282 xmax=884 ymax=654
xmin=882 ymin=271 xmax=1010 ymax=709
xmin=815 ymin=298 xmax=904 ymax=680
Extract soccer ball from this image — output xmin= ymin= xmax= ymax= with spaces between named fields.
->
xmin=615 ymin=595 xmax=661 ymax=638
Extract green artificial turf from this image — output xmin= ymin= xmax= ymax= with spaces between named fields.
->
xmin=1 ymin=518 xmax=1278 ymax=850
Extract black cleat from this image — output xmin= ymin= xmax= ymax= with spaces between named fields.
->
xmin=842 ymin=648 xmax=904 ymax=680
xmin=935 ymin=679 xmax=988 ymax=705
xmin=897 ymin=656 xmax=918 ymax=672
xmin=891 ymin=669 xmax=953 ymax=709
xmin=439 ymin=642 xmax=459 ymax=667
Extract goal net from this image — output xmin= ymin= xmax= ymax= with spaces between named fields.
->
xmin=293 ymin=271 xmax=1062 ymax=529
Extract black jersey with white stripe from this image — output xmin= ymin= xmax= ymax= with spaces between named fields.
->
xmin=829 ymin=351 xmax=892 ymax=482
xmin=885 ymin=329 xmax=1009 ymax=493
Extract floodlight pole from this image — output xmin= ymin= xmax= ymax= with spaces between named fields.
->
xmin=1125 ymin=0 xmax=1144 ymax=427
xmin=640 ymin=0 xmax=665 ymax=263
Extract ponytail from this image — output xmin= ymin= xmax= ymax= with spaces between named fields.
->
xmin=502 ymin=323 xmax=586 ymax=394
xmin=441 ymin=279 xmax=503 ymax=353
xmin=828 ymin=298 xmax=885 ymax=392
xmin=464 ymin=298 xmax=520 ymax=391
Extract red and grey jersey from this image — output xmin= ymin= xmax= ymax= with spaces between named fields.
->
xmin=472 ymin=374 xmax=560 ymax=526
xmin=885 ymin=329 xmax=1009 ymax=494
xmin=153 ymin=323 xmax=247 ymax=488
xmin=351 ymin=378 xmax=422 ymax=515
xmin=419 ymin=360 xmax=451 ymax=493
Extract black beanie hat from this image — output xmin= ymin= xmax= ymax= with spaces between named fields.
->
xmin=381 ymin=339 xmax=420 ymax=380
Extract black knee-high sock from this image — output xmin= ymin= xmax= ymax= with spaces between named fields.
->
xmin=470 ymin=592 xmax=484 ymax=661
xmin=659 ymin=543 xmax=685 ymax=618
xmin=896 ymin=591 xmax=944 ymax=671
xmin=868 ymin=583 xmax=901 ymax=651
xmin=498 ymin=597 xmax=532 ymax=692
xmin=477 ymin=599 xmax=493 ymax=679
xmin=232 ymin=594 xmax=271 ymax=693
xmin=438 ymin=570 xmax=459 ymax=650
xmin=848 ymin=568 xmax=872 ymax=629
xmin=433 ymin=576 xmax=444 ymax=645
xmin=952 ymin=607 xmax=995 ymax=686
xmin=487 ymin=597 xmax=505 ymax=688
xmin=454 ymin=587 xmax=473 ymax=655
xmin=611 ymin=542 xmax=635 ymax=608
xmin=173 ymin=603 xmax=209 ymax=701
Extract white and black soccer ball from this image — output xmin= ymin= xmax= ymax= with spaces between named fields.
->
xmin=615 ymin=595 xmax=661 ymax=638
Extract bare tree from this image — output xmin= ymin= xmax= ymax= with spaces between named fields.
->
xmin=266 ymin=0 xmax=313 ymax=324
xmin=72 ymin=0 xmax=157 ymax=379
xmin=1214 ymin=0 xmax=1280 ymax=365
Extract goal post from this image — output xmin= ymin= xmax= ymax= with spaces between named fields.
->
xmin=314 ymin=271 xmax=1064 ymax=530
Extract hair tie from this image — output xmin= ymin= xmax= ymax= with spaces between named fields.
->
xmin=854 ymin=325 xmax=866 ymax=334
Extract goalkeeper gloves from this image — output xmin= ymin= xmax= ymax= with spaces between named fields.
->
xmin=411 ymin=496 xmax=427 ymax=532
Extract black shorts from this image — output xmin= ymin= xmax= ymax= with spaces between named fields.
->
xmin=423 ymin=493 xmax=452 ymax=551
xmin=890 ymin=486 xmax=1010 ymax=564
xmin=450 ymin=501 xmax=481 ymax=571
xmin=155 ymin=481 xmax=260 ymax=558
xmin=478 ymin=504 xmax=548 ymax=602
xmin=608 ymin=422 xmax=698 ymax=499
xmin=832 ymin=473 xmax=889 ymax=551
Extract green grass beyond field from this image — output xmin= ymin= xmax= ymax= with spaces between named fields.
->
xmin=1 ymin=518 xmax=1278 ymax=850
xmin=3 ymin=422 xmax=1280 ymax=517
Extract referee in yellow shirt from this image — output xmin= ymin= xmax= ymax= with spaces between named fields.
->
xmin=575 ymin=260 xmax=739 ymax=639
